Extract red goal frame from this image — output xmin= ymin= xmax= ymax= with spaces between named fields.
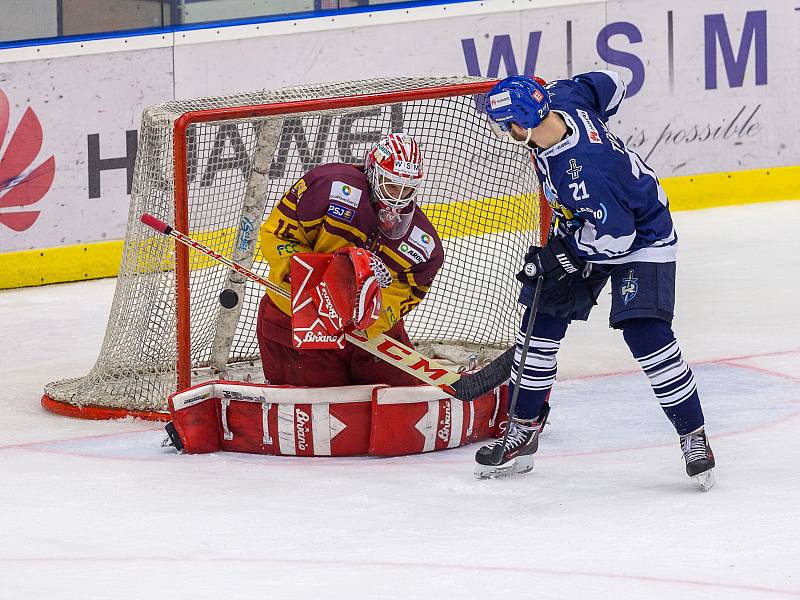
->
xmin=171 ymin=81 xmax=513 ymax=392
xmin=41 ymin=79 xmax=552 ymax=421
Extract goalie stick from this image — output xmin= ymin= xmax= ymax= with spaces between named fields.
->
xmin=140 ymin=213 xmax=511 ymax=400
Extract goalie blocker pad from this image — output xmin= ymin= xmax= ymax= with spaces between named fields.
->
xmin=167 ymin=381 xmax=508 ymax=457
xmin=290 ymin=249 xmax=382 ymax=350
xmin=290 ymin=253 xmax=344 ymax=350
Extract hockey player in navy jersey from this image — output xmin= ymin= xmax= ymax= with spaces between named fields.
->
xmin=476 ymin=71 xmax=715 ymax=490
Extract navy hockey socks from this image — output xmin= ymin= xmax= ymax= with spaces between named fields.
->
xmin=511 ymin=310 xmax=569 ymax=421
xmin=621 ymin=318 xmax=705 ymax=435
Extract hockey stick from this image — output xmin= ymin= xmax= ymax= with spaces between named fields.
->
xmin=490 ymin=275 xmax=544 ymax=466
xmin=451 ymin=193 xmax=555 ymax=402
xmin=450 ymin=346 xmax=514 ymax=401
xmin=140 ymin=213 xmax=488 ymax=397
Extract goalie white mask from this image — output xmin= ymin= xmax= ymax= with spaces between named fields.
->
xmin=364 ymin=133 xmax=424 ymax=239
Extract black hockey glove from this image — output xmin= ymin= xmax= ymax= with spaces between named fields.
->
xmin=516 ymin=236 xmax=587 ymax=289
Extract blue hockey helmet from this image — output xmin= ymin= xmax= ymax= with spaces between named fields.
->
xmin=485 ymin=76 xmax=550 ymax=139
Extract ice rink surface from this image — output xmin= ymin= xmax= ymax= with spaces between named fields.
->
xmin=2 ymin=201 xmax=799 ymax=599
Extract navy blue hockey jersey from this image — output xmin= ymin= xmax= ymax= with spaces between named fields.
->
xmin=534 ymin=70 xmax=676 ymax=264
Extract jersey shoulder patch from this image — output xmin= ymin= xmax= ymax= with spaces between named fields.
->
xmin=397 ymin=241 xmax=426 ymax=265
xmin=327 ymin=202 xmax=356 ymax=223
xmin=329 ymin=180 xmax=363 ymax=208
xmin=407 ymin=225 xmax=436 ymax=259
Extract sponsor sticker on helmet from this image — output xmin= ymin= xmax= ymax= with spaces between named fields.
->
xmin=330 ymin=180 xmax=362 ymax=208
xmin=489 ymin=91 xmax=512 ymax=110
xmin=408 ymin=226 xmax=434 ymax=259
xmin=393 ymin=161 xmax=420 ymax=176
xmin=327 ymin=203 xmax=355 ymax=223
xmin=374 ymin=144 xmax=392 ymax=161
xmin=533 ymin=89 xmax=544 ymax=103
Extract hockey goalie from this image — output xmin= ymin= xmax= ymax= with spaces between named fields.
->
xmin=256 ymin=132 xmax=444 ymax=386
xmin=164 ymin=133 xmax=510 ymax=458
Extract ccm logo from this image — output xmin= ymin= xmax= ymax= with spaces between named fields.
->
xmin=375 ymin=339 xmax=449 ymax=381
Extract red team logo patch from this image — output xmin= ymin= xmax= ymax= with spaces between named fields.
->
xmin=0 ymin=89 xmax=55 ymax=232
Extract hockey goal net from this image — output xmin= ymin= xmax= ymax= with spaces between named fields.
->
xmin=42 ymin=76 xmax=548 ymax=420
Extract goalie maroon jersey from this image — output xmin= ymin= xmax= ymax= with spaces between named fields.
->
xmin=256 ymin=162 xmax=444 ymax=387
xmin=259 ymin=162 xmax=444 ymax=338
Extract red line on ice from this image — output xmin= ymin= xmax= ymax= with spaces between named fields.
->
xmin=3 ymin=347 xmax=798 ymax=460
xmin=0 ymin=556 xmax=797 ymax=597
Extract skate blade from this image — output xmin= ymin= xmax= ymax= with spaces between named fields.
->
xmin=692 ymin=469 xmax=715 ymax=492
xmin=474 ymin=455 xmax=534 ymax=480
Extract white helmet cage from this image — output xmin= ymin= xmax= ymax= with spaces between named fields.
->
xmin=364 ymin=133 xmax=424 ymax=239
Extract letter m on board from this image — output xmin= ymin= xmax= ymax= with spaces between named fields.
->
xmin=704 ymin=10 xmax=767 ymax=89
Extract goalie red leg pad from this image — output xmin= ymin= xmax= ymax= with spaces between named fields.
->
xmin=168 ymin=384 xmax=222 ymax=454
xmin=328 ymin=402 xmax=372 ymax=454
xmin=223 ymin=399 xmax=276 ymax=455
xmin=276 ymin=401 xmax=371 ymax=456
xmin=168 ymin=381 xmax=374 ymax=456
xmin=168 ymin=380 xmax=507 ymax=457
xmin=368 ymin=384 xmax=509 ymax=457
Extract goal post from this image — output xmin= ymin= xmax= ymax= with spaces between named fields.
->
xmin=42 ymin=76 xmax=549 ymax=420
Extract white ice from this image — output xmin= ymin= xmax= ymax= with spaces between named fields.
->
xmin=2 ymin=201 xmax=799 ymax=600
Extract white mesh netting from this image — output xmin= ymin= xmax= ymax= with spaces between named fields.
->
xmin=43 ymin=76 xmax=543 ymax=416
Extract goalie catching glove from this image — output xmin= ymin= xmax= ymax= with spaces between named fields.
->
xmin=516 ymin=236 xmax=590 ymax=290
xmin=313 ymin=247 xmax=390 ymax=335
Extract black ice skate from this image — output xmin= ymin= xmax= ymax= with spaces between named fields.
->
xmin=680 ymin=426 xmax=715 ymax=491
xmin=474 ymin=405 xmax=549 ymax=480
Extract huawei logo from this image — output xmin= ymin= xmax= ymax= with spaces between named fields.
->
xmin=0 ymin=90 xmax=55 ymax=232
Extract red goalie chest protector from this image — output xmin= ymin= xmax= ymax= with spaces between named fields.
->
xmin=168 ymin=381 xmax=508 ymax=457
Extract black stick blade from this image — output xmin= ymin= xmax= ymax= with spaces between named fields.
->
xmin=450 ymin=346 xmax=515 ymax=401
